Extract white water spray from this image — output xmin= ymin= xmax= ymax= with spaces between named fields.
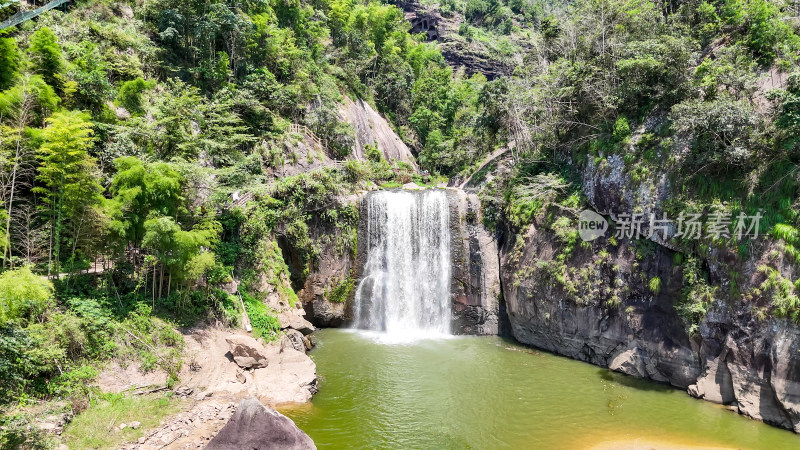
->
xmin=353 ymin=190 xmax=452 ymax=337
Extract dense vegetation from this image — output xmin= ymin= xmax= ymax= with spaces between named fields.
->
xmin=0 ymin=0 xmax=799 ymax=445
xmin=0 ymin=0 xmax=499 ymax=445
xmin=466 ymin=0 xmax=800 ymax=331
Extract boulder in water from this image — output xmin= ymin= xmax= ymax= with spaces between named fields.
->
xmin=205 ymin=397 xmax=316 ymax=450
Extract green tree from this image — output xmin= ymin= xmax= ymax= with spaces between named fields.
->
xmin=769 ymin=72 xmax=800 ymax=151
xmin=33 ymin=111 xmax=102 ymax=276
xmin=0 ymin=35 xmax=19 ymax=91
xmin=0 ymin=74 xmax=60 ymax=127
xmin=27 ymin=27 xmax=63 ymax=89
xmin=142 ymin=216 xmax=219 ymax=300
xmin=108 ymin=157 xmax=183 ymax=248
xmin=0 ymin=206 xmax=7 ymax=261
xmin=744 ymin=0 xmax=790 ymax=64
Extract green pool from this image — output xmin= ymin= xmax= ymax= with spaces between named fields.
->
xmin=282 ymin=329 xmax=799 ymax=449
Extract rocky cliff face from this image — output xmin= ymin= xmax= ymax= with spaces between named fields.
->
xmin=501 ymin=224 xmax=702 ymax=385
xmin=498 ymin=144 xmax=800 ymax=431
xmin=502 ymin=222 xmax=800 ymax=431
xmin=392 ymin=0 xmax=518 ymax=80
xmin=295 ymin=192 xmax=365 ymax=327
xmin=690 ymin=291 xmax=800 ymax=431
xmin=448 ymin=189 xmax=504 ymax=335
xmin=339 ymin=96 xmax=417 ymax=167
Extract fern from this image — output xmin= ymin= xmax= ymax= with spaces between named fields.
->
xmin=771 ymin=223 xmax=800 ymax=264
xmin=757 ymin=265 xmax=800 ymax=322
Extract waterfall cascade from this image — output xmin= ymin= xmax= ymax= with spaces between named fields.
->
xmin=353 ymin=190 xmax=452 ymax=336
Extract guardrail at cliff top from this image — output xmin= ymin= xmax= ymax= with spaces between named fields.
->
xmin=0 ymin=0 xmax=73 ymax=31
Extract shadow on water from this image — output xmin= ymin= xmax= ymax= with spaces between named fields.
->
xmin=597 ymin=368 xmax=675 ymax=393
xmin=496 ymin=335 xmax=675 ymax=394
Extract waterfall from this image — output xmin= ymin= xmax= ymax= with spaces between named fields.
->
xmin=353 ymin=190 xmax=452 ymax=337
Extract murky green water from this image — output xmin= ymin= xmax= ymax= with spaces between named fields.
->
xmin=282 ymin=329 xmax=799 ymax=449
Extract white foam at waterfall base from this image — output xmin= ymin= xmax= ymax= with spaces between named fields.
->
xmin=344 ymin=328 xmax=456 ymax=345
xmin=352 ymin=189 xmax=452 ymax=342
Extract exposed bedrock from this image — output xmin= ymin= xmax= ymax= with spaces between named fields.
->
xmin=297 ymin=193 xmax=365 ymax=328
xmin=499 ymin=137 xmax=800 ymax=431
xmin=500 ymin=224 xmax=702 ymax=386
xmin=500 ymin=221 xmax=800 ymax=431
xmin=447 ymin=189 xmax=504 ymax=335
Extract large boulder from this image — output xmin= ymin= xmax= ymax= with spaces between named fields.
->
xmin=205 ymin=397 xmax=316 ymax=450
xmin=225 ymin=335 xmax=270 ymax=369
xmin=251 ymin=346 xmax=319 ymax=404
xmin=278 ymin=311 xmax=316 ymax=335
xmin=282 ymin=329 xmax=312 ymax=353
xmin=339 ymin=96 xmax=417 ymax=167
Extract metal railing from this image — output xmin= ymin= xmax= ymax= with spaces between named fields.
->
xmin=0 ymin=0 xmax=73 ymax=30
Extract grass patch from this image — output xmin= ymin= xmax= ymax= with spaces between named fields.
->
xmin=380 ymin=181 xmax=403 ymax=189
xmin=63 ymin=394 xmax=180 ymax=449
xmin=325 ymin=274 xmax=355 ymax=303
xmin=242 ymin=292 xmax=281 ymax=341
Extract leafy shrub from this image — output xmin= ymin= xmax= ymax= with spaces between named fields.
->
xmin=116 ymin=77 xmax=154 ymax=114
xmin=612 ymin=117 xmax=631 ymax=142
xmin=116 ymin=304 xmax=184 ymax=382
xmin=27 ymin=27 xmax=63 ymax=89
xmin=0 ymin=412 xmax=52 ymax=449
xmin=465 ymin=0 xmax=490 ymax=23
xmin=0 ymin=324 xmax=36 ymax=403
xmin=744 ymin=0 xmax=792 ymax=63
xmin=756 ymin=265 xmax=799 ymax=321
xmin=326 ymin=274 xmax=355 ymax=303
xmin=0 ymin=35 xmax=19 ymax=90
xmin=670 ymin=98 xmax=760 ymax=174
xmin=677 ymin=256 xmax=715 ymax=336
xmin=328 ymin=121 xmax=356 ymax=159
xmin=48 ymin=364 xmax=99 ymax=412
xmin=242 ymin=293 xmax=280 ymax=341
xmin=344 ymin=159 xmax=370 ymax=183
xmin=364 ymin=143 xmax=383 ymax=163
xmin=772 ymin=223 xmax=800 ymax=264
xmin=0 ymin=267 xmax=54 ymax=323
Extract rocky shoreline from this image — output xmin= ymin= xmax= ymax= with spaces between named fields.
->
xmin=86 ymin=305 xmax=320 ymax=449
xmin=294 ymin=177 xmax=800 ymax=435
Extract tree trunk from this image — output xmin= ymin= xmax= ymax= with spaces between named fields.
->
xmin=152 ymin=263 xmax=156 ymax=307
xmin=47 ymin=213 xmax=54 ymax=277
xmin=3 ymin=78 xmax=34 ymax=270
